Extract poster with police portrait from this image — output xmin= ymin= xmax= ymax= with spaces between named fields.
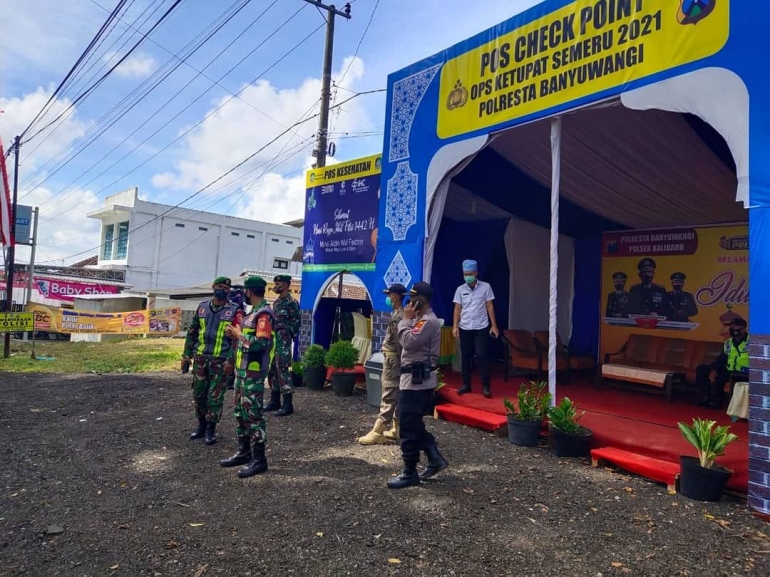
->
xmin=600 ymin=225 xmax=748 ymax=359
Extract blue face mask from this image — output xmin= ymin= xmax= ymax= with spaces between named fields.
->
xmin=464 ymin=275 xmax=476 ymax=284
xmin=385 ymin=296 xmax=393 ymax=308
xmin=214 ymin=289 xmax=228 ymax=301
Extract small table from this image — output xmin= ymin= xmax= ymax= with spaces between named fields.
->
xmin=727 ymin=382 xmax=749 ymax=421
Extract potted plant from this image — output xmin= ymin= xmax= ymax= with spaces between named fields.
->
xmin=548 ymin=397 xmax=593 ymax=457
xmin=503 ymin=380 xmax=552 ymax=447
xmin=677 ymin=419 xmax=738 ymax=502
xmin=326 ymin=340 xmax=359 ymax=397
xmin=301 ymin=344 xmax=327 ymax=391
xmin=290 ymin=361 xmax=304 ymax=388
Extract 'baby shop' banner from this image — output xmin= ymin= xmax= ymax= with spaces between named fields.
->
xmin=600 ymin=224 xmax=748 ymax=358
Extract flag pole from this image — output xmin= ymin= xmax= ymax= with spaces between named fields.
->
xmin=3 ymin=135 xmax=21 ymax=359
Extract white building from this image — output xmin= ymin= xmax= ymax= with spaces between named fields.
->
xmin=87 ymin=188 xmax=303 ymax=290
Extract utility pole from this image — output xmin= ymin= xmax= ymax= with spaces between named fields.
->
xmin=303 ymin=1 xmax=351 ymax=168
xmin=3 ymin=135 xmax=20 ymax=358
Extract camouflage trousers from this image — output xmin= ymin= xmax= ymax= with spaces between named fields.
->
xmin=192 ymin=355 xmax=228 ymax=424
xmin=268 ymin=337 xmax=293 ymax=395
xmin=233 ymin=369 xmax=267 ymax=443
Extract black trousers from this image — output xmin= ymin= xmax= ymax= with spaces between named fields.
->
xmin=695 ymin=365 xmax=743 ymax=407
xmin=460 ymin=327 xmax=490 ymax=388
xmin=397 ymin=389 xmax=436 ymax=463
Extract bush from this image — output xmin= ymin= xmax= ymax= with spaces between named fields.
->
xmin=291 ymin=361 xmax=304 ymax=377
xmin=548 ymin=397 xmax=585 ymax=435
xmin=326 ymin=340 xmax=359 ymax=371
xmin=503 ymin=380 xmax=552 ymax=421
xmin=678 ymin=418 xmax=738 ymax=469
xmin=301 ymin=344 xmax=327 ymax=370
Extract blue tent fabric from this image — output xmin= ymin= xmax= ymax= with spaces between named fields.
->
xmin=312 ymin=298 xmax=372 ymax=351
xmin=570 ymin=237 xmax=602 ymax=358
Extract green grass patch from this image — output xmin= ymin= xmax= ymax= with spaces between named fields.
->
xmin=0 ymin=337 xmax=185 ymax=374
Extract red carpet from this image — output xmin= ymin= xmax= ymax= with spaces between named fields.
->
xmin=436 ymin=372 xmax=749 ymax=493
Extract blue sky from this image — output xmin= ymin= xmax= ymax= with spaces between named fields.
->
xmin=0 ymin=0 xmax=539 ymax=265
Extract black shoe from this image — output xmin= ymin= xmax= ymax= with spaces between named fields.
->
xmin=482 ymin=386 xmax=491 ymax=399
xmin=189 ymin=418 xmax=206 ymax=440
xmin=276 ymin=394 xmax=294 ymax=417
xmin=387 ymin=459 xmax=420 ymax=489
xmin=419 ymin=444 xmax=449 ymax=480
xmin=220 ymin=436 xmax=251 ymax=467
xmin=238 ymin=443 xmax=268 ymax=477
xmin=204 ymin=422 xmax=217 ymax=445
xmin=457 ymin=384 xmax=471 ymax=396
xmin=264 ymin=390 xmax=281 ymax=412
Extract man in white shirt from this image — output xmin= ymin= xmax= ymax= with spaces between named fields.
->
xmin=452 ymin=260 xmax=499 ymax=398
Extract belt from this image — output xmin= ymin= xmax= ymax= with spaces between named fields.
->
xmin=400 ymin=365 xmax=438 ymax=374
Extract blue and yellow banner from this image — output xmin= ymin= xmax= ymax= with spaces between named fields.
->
xmin=438 ymin=0 xmax=729 ymax=139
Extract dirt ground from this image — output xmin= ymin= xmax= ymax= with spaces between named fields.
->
xmin=1 ymin=372 xmax=768 ymax=577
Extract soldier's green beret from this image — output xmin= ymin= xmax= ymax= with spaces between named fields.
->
xmin=213 ymin=276 xmax=231 ymax=287
xmin=274 ymin=275 xmax=292 ymax=284
xmin=244 ymin=276 xmax=267 ymax=289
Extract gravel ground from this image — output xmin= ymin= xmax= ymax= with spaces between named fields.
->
xmin=1 ymin=372 xmax=768 ymax=576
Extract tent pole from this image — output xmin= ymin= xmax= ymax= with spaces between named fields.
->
xmin=548 ymin=117 xmax=562 ymax=406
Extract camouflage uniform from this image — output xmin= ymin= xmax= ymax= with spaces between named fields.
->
xmin=183 ymin=298 xmax=242 ymax=428
xmin=268 ymin=291 xmax=301 ymax=395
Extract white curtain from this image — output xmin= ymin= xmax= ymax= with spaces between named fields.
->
xmin=505 ymin=217 xmax=575 ymax=344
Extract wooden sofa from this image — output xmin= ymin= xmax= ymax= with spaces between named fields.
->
xmin=602 ymin=334 xmax=723 ymax=402
xmin=503 ymin=330 xmax=597 ymax=383
xmin=532 ymin=330 xmax=596 ymax=383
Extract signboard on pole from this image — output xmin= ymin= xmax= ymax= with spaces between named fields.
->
xmin=14 ymin=205 xmax=33 ymax=245
xmin=0 ymin=312 xmax=33 ymax=333
xmin=302 ymin=153 xmax=381 ymax=272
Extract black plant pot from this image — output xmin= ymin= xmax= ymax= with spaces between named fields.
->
xmin=679 ymin=456 xmax=732 ymax=502
xmin=551 ymin=426 xmax=593 ymax=458
xmin=507 ymin=417 xmax=542 ymax=447
xmin=291 ymin=372 xmax=304 ymax=388
xmin=331 ymin=372 xmax=357 ymax=397
xmin=304 ymin=367 xmax=326 ymax=391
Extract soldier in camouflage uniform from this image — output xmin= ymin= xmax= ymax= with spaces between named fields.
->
xmin=358 ymin=283 xmax=406 ymax=445
xmin=220 ymin=276 xmax=276 ymax=477
xmin=265 ymin=274 xmax=301 ymax=417
xmin=183 ymin=277 xmax=243 ymax=446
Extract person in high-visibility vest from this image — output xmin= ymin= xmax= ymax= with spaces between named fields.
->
xmin=695 ymin=318 xmax=749 ymax=408
xmin=220 ymin=276 xmax=276 ymax=478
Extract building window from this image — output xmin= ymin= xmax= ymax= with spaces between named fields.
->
xmin=273 ymin=258 xmax=289 ymax=270
xmin=271 ymin=238 xmax=279 ymax=243
xmin=175 ymin=223 xmax=185 ymax=228
xmin=231 ymin=232 xmax=240 ymax=237
xmin=102 ymin=224 xmax=114 ymax=260
xmin=198 ymin=226 xmax=208 ymax=231
xmin=116 ymin=221 xmax=129 ymax=259
xmin=247 ymin=234 xmax=255 ymax=239
xmin=286 ymin=240 xmax=294 ymax=244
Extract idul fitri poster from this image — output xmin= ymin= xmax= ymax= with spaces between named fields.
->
xmin=600 ymin=224 xmax=748 ymax=357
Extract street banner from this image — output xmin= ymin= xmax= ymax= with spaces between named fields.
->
xmin=302 ymin=153 xmax=381 ymax=272
xmin=0 ymin=312 xmax=33 ymax=333
xmin=27 ymin=304 xmax=182 ymax=335
xmin=0 ymin=138 xmax=12 ymax=247
xmin=148 ymin=308 xmax=182 ymax=334
xmin=600 ymin=224 xmax=748 ymax=358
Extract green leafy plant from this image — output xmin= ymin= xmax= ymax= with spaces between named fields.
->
xmin=504 ymin=380 xmax=552 ymax=421
xmin=677 ymin=418 xmax=739 ymax=469
xmin=291 ymin=361 xmax=304 ymax=378
xmin=548 ymin=397 xmax=585 ymax=435
xmin=435 ymin=368 xmax=446 ymax=391
xmin=325 ymin=340 xmax=359 ymax=371
xmin=301 ymin=344 xmax=327 ymax=370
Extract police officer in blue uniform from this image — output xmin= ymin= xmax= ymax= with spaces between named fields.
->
xmin=627 ymin=258 xmax=667 ymax=316
xmin=605 ymin=272 xmax=630 ymax=318
xmin=664 ymin=272 xmax=699 ymax=323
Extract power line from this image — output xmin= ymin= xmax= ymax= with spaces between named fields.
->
xmin=23 ymin=0 xmax=185 ymax=144
xmin=337 ymin=0 xmax=379 ymax=87
xmin=38 ymin=88 xmax=384 ymax=265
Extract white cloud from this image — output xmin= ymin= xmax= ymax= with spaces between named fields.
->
xmin=103 ymin=50 xmax=156 ymax=79
xmin=151 ymin=56 xmax=373 ymax=224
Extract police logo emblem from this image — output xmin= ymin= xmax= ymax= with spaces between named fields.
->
xmin=677 ymin=0 xmax=715 ymax=26
xmin=446 ymin=80 xmax=469 ymax=110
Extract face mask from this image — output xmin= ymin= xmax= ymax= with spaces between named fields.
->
xmin=214 ymin=289 xmax=228 ymax=300
xmin=640 ymin=274 xmax=653 ymax=284
xmin=273 ymin=286 xmax=282 ymax=294
xmin=464 ymin=275 xmax=476 ymax=284
xmin=729 ymin=328 xmax=741 ymax=338
xmin=385 ymin=296 xmax=393 ymax=308
xmin=672 ymin=284 xmax=683 ymax=292
xmin=614 ymin=284 xmax=624 ymax=292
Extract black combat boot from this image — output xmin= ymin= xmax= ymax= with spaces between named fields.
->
xmin=237 ymin=443 xmax=268 ymax=477
xmin=204 ymin=421 xmax=217 ymax=445
xmin=220 ymin=436 xmax=251 ymax=467
xmin=275 ymin=393 xmax=294 ymax=417
xmin=482 ymin=384 xmax=492 ymax=399
xmin=387 ymin=458 xmax=421 ymax=489
xmin=419 ymin=444 xmax=449 ymax=480
xmin=189 ymin=417 xmax=206 ymax=440
xmin=264 ymin=390 xmax=281 ymax=412
xmin=457 ymin=383 xmax=471 ymax=396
